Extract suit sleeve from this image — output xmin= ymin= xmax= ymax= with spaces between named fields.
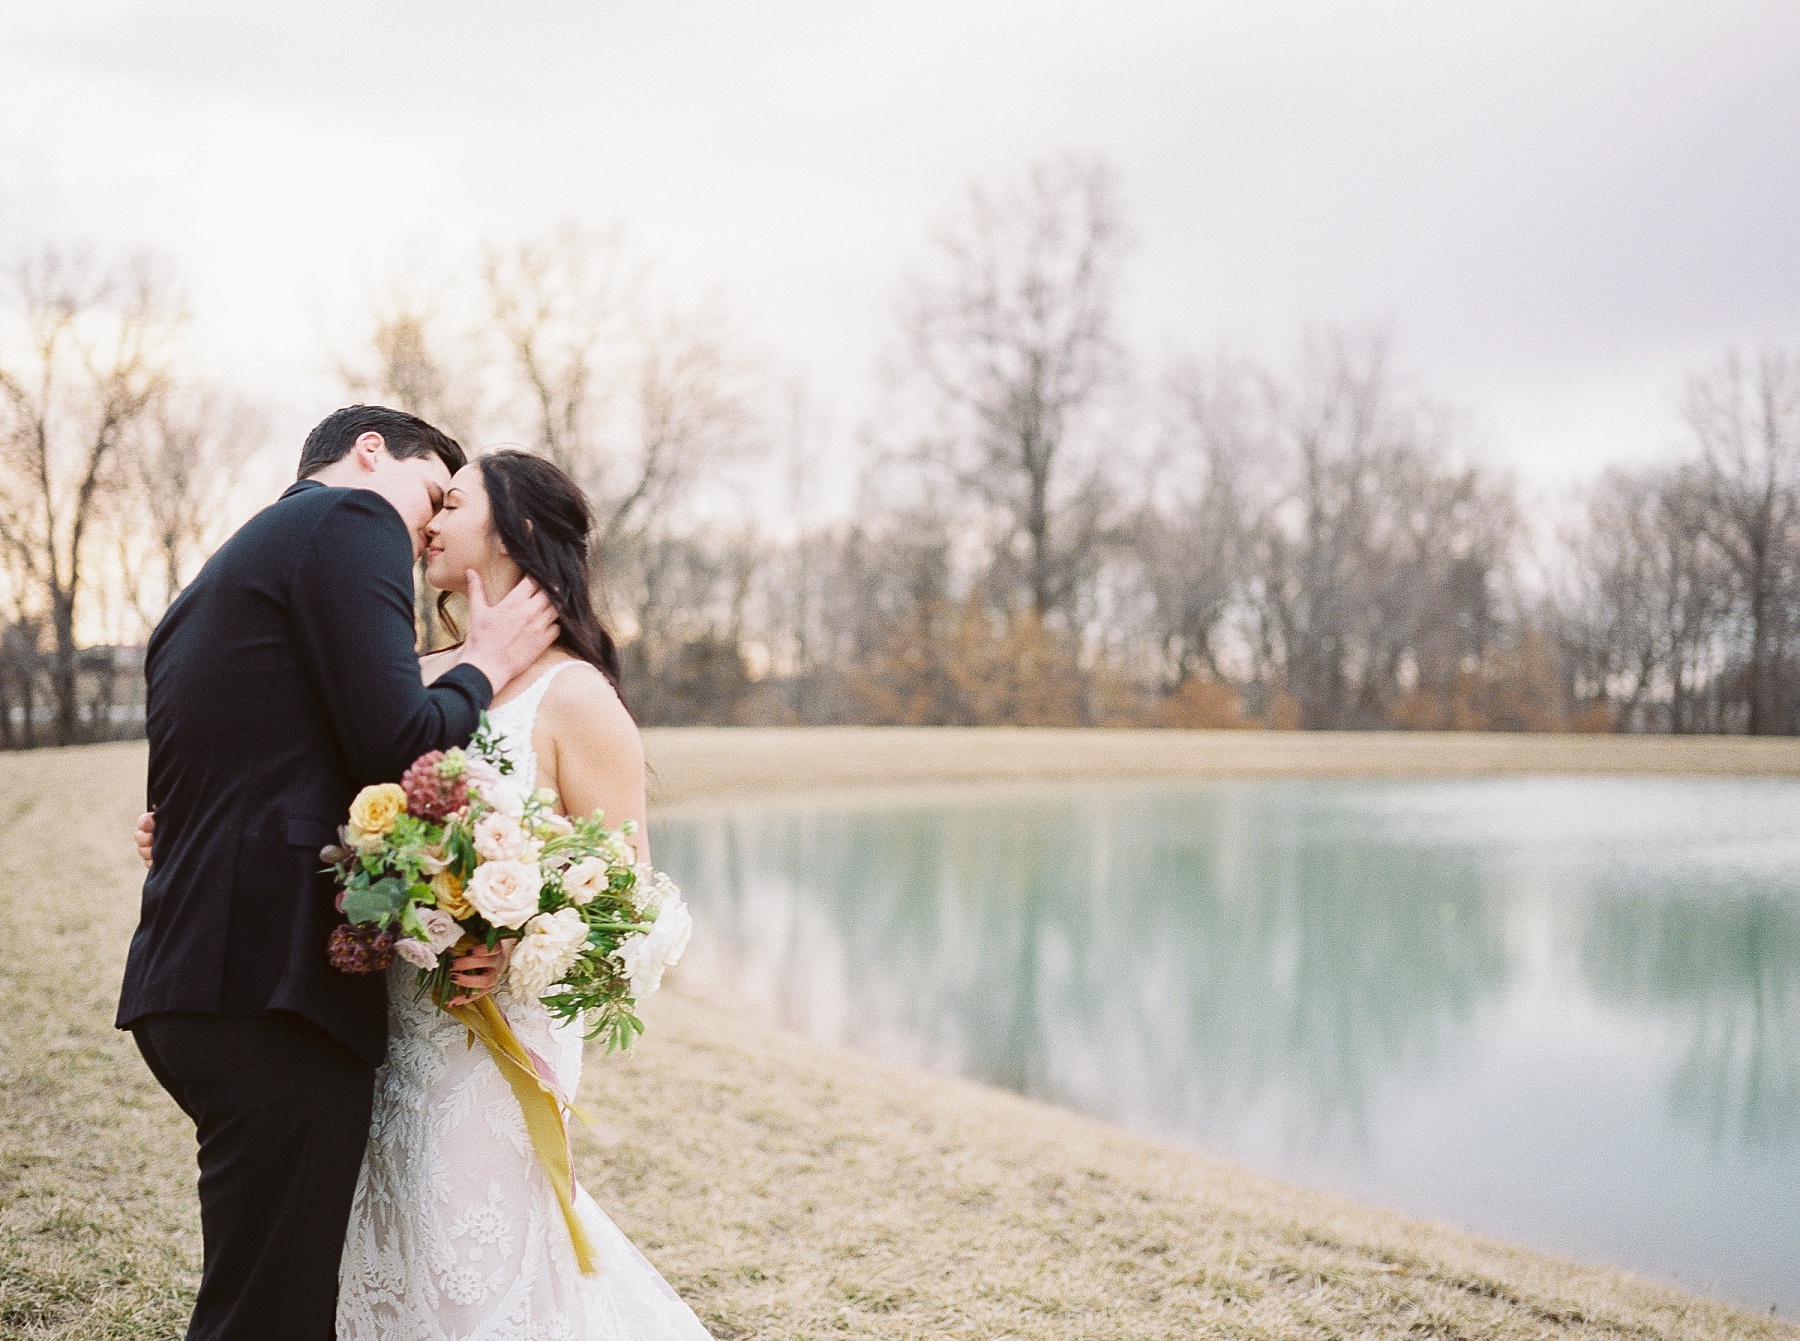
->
xmin=289 ymin=490 xmax=494 ymax=784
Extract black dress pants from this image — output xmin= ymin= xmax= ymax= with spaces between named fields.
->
xmin=132 ymin=1012 xmax=375 ymax=1341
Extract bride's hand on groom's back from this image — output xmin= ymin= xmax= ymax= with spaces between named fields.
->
xmin=459 ymin=571 xmax=560 ymax=697
xmin=135 ymin=809 xmax=155 ymax=869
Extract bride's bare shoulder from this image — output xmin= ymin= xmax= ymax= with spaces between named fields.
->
xmin=538 ymin=661 xmax=641 ymax=759
xmin=535 ymin=661 xmax=646 ymax=832
xmin=540 ymin=661 xmax=636 ymax=730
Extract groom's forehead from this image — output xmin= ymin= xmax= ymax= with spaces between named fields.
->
xmin=404 ymin=455 xmax=454 ymax=490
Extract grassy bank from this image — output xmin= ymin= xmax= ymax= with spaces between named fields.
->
xmin=640 ymin=726 xmax=1800 ymax=806
xmin=1 ymin=739 xmax=1791 ymax=1339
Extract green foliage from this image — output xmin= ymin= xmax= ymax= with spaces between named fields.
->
xmin=470 ymin=713 xmax=514 ymax=773
xmin=445 ymin=822 xmax=476 ymax=880
xmin=383 ymin=813 xmax=442 ymax=885
xmin=343 ymin=875 xmax=409 ymax=926
xmin=542 ymin=948 xmax=644 ymax=1051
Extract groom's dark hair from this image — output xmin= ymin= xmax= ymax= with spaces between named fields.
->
xmin=296 ymin=405 xmax=467 ymax=481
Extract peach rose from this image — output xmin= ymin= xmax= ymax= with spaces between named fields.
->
xmin=431 ymin=870 xmax=474 ymax=920
xmin=348 ymin=783 xmax=408 ymax=839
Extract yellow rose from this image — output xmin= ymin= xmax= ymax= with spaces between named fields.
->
xmin=348 ymin=783 xmax=408 ymax=839
xmin=432 ymin=869 xmax=474 ymax=920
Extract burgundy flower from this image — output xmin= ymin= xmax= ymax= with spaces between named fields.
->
xmin=328 ymin=920 xmax=398 ymax=974
xmin=401 ymin=750 xmax=469 ymax=822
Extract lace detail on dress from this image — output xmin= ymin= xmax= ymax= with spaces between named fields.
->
xmin=338 ymin=659 xmax=712 ymax=1341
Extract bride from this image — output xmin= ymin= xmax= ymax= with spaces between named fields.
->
xmin=132 ymin=448 xmax=713 ymax=1339
xmin=332 ymin=448 xmax=713 ymax=1340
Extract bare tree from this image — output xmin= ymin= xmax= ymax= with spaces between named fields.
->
xmin=1244 ymin=332 xmax=1414 ymax=726
xmin=1680 ymin=349 xmax=1800 ymax=734
xmin=894 ymin=155 xmax=1129 ymax=624
xmin=481 ymin=222 xmax=638 ymax=477
xmin=602 ymin=303 xmax=761 ymax=559
xmin=1136 ymin=353 xmax=1265 ymax=690
xmin=0 ymin=247 xmax=179 ymax=744
xmin=481 ymin=225 xmax=760 ymax=550
xmin=621 ymin=527 xmax=764 ymax=725
xmin=339 ymin=278 xmax=481 ymax=445
xmin=1377 ymin=444 xmax=1519 ymax=714
xmin=477 ymin=226 xmax=765 ymax=699
xmin=123 ymin=385 xmax=264 ymax=616
xmin=1558 ymin=467 xmax=1728 ymax=731
xmin=0 ymin=537 xmax=45 ymax=747
xmin=831 ymin=510 xmax=961 ymax=724
xmin=1234 ymin=332 xmax=1516 ymax=729
xmin=761 ymin=379 xmax=837 ymax=720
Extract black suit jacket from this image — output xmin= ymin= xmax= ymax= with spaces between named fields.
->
xmin=117 ymin=479 xmax=492 ymax=1065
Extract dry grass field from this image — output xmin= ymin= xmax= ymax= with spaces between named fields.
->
xmin=2 ymin=735 xmax=1793 ymax=1340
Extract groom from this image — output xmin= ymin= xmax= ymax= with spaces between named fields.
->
xmin=117 ymin=406 xmax=558 ymax=1341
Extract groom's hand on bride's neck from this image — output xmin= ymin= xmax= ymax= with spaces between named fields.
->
xmin=459 ymin=569 xmax=560 ymax=697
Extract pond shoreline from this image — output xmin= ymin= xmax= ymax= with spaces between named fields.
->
xmin=4 ymin=739 xmax=1793 ymax=1339
xmin=641 ymin=726 xmax=1800 ymax=807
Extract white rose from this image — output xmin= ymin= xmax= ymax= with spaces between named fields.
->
xmin=615 ymin=891 xmax=692 ymax=998
xmin=395 ymin=936 xmax=439 ymax=970
xmin=507 ymin=907 xmax=589 ymax=998
xmin=562 ymin=856 xmax=611 ymax=906
xmin=649 ymin=895 xmax=692 ymax=963
xmin=417 ymin=906 xmax=463 ymax=954
xmin=467 ymin=859 xmax=543 ymax=929
xmin=474 ymin=811 xmax=537 ymax=863
xmin=483 ymin=777 xmax=527 ymax=819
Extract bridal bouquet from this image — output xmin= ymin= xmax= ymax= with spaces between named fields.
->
xmin=322 ymin=717 xmax=691 ymax=1053
xmin=319 ymin=717 xmax=687 ymax=1275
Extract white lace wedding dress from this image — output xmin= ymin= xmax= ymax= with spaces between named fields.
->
xmin=338 ymin=662 xmax=713 ymax=1341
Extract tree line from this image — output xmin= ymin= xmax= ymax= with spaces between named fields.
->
xmin=2 ymin=158 xmax=1796 ymax=747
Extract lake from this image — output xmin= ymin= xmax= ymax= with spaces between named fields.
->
xmin=654 ymin=775 xmax=1800 ymax=1313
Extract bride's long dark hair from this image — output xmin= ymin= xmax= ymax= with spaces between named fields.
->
xmin=437 ymin=448 xmax=626 ymax=700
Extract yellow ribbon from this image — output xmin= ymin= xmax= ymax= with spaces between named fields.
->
xmin=449 ymin=996 xmax=601 ymax=1275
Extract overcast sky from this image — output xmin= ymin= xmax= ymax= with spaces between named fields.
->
xmin=3 ymin=0 xmax=1798 ymax=510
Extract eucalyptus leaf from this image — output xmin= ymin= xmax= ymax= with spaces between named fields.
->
xmin=343 ymin=876 xmax=410 ymax=927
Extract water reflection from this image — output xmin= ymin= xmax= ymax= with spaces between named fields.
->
xmin=662 ymin=783 xmax=1514 ymax=1151
xmin=1582 ymin=883 xmax=1800 ymax=1148
xmin=658 ymin=776 xmax=1800 ymax=1310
